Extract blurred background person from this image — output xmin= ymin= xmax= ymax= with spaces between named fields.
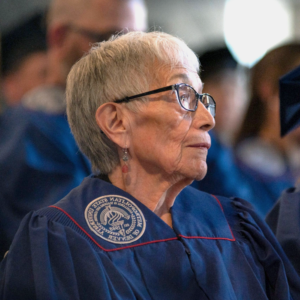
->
xmin=0 ymin=0 xmax=148 ymax=260
xmin=235 ymin=43 xmax=300 ymax=216
xmin=1 ymin=13 xmax=47 ymax=111
xmin=192 ymin=43 xmax=300 ymax=219
xmin=265 ymin=64 xmax=300 ymax=276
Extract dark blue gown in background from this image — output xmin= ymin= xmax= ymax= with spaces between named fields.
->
xmin=266 ymin=183 xmax=300 ymax=277
xmin=0 ymin=103 xmax=91 ymax=259
xmin=1 ymin=177 xmax=299 ymax=299
xmin=192 ymin=131 xmax=295 ymax=217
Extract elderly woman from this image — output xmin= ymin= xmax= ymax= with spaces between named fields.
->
xmin=0 ymin=32 xmax=299 ymax=299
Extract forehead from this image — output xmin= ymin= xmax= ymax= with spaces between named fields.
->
xmin=79 ymin=0 xmax=147 ymax=32
xmin=159 ymin=65 xmax=202 ymax=89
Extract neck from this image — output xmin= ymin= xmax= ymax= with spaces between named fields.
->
xmin=109 ymin=164 xmax=192 ymax=228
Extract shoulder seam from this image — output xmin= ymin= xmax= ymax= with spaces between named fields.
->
xmin=210 ymin=195 xmax=236 ymax=241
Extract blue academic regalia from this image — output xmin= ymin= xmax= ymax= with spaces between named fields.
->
xmin=264 ymin=64 xmax=300 ymax=277
xmin=1 ymin=176 xmax=299 ymax=299
xmin=0 ymin=102 xmax=91 ymax=259
xmin=192 ymin=131 xmax=295 ymax=217
xmin=235 ymin=155 xmax=296 ymax=216
xmin=266 ymin=184 xmax=300 ymax=277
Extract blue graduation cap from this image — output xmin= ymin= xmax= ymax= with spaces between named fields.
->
xmin=280 ymin=65 xmax=300 ymax=136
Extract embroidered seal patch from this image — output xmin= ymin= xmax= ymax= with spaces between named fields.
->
xmin=85 ymin=195 xmax=146 ymax=244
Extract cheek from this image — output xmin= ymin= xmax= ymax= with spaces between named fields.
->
xmin=134 ymin=105 xmax=191 ymax=142
xmin=156 ymin=111 xmax=191 ymax=143
xmin=131 ymin=108 xmax=192 ymax=171
xmin=156 ymin=119 xmax=194 ymax=173
xmin=172 ymin=135 xmax=208 ymax=174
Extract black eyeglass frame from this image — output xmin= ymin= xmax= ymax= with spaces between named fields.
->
xmin=114 ymin=83 xmax=216 ymax=116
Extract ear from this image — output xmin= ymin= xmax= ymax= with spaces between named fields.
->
xmin=95 ymin=103 xmax=129 ymax=148
xmin=47 ymin=23 xmax=69 ymax=48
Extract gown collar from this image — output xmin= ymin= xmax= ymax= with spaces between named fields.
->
xmin=51 ymin=176 xmax=235 ymax=251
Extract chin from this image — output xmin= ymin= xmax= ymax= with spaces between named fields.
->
xmin=173 ymin=160 xmax=207 ymax=183
xmin=183 ymin=167 xmax=207 ymax=182
xmin=189 ymin=161 xmax=207 ymax=181
xmin=193 ymin=171 xmax=207 ymax=181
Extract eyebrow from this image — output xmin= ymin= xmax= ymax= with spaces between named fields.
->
xmin=169 ymin=73 xmax=191 ymax=82
xmin=169 ymin=73 xmax=203 ymax=91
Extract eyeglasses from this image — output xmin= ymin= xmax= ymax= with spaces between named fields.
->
xmin=114 ymin=83 xmax=216 ymax=117
xmin=68 ymin=25 xmax=119 ymax=42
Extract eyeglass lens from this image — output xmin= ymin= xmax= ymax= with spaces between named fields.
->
xmin=201 ymin=94 xmax=216 ymax=117
xmin=177 ymin=85 xmax=198 ymax=111
xmin=177 ymin=84 xmax=215 ymax=117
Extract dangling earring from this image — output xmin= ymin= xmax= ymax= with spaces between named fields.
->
xmin=122 ymin=148 xmax=129 ymax=173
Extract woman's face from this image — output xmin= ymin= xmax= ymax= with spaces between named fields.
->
xmin=125 ymin=66 xmax=215 ymax=183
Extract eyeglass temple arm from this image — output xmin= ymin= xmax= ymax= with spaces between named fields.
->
xmin=114 ymin=85 xmax=174 ymax=103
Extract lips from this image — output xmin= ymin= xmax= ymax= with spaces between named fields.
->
xmin=188 ymin=142 xmax=211 ymax=150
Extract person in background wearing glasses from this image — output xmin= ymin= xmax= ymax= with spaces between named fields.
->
xmin=1 ymin=31 xmax=299 ymax=300
xmin=0 ymin=0 xmax=147 ymax=260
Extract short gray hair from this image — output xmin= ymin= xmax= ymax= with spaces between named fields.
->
xmin=66 ymin=31 xmax=199 ymax=174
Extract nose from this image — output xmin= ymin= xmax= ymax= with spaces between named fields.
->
xmin=193 ymin=101 xmax=215 ymax=131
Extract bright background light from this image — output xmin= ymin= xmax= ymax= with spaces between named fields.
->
xmin=1 ymin=0 xmax=299 ymax=68
xmin=224 ymin=0 xmax=293 ymax=67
